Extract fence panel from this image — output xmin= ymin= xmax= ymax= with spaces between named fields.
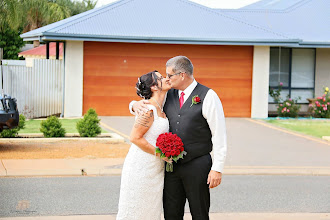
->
xmin=0 ymin=59 xmax=63 ymax=118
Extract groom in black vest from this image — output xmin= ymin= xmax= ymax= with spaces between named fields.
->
xmin=132 ymin=56 xmax=227 ymax=220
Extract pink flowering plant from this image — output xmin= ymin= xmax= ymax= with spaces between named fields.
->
xmin=277 ymin=98 xmax=301 ymax=117
xmin=269 ymin=82 xmax=301 ymax=117
xmin=311 ymin=87 xmax=330 ymax=118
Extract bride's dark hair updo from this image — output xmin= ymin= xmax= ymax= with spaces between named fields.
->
xmin=136 ymin=70 xmax=159 ymax=100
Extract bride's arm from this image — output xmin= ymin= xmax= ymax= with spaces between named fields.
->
xmin=130 ymin=110 xmax=160 ymax=156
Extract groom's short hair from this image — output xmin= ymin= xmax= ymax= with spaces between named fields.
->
xmin=166 ymin=56 xmax=193 ymax=76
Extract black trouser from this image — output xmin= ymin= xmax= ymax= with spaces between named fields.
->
xmin=163 ymin=154 xmax=212 ymax=220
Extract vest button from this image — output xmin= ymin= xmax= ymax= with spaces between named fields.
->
xmin=178 ymin=114 xmax=180 ymax=117
xmin=177 ymin=121 xmax=179 ymax=124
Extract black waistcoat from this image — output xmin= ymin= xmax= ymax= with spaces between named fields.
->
xmin=163 ymin=83 xmax=212 ymax=164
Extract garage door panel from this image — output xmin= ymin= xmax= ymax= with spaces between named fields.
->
xmin=83 ymin=42 xmax=253 ymax=117
xmin=83 ymin=96 xmax=136 ymax=116
xmin=84 ymin=76 xmax=139 ymax=86
xmin=197 ymin=78 xmax=252 ymax=88
xmin=84 ymin=87 xmax=135 ymax=97
xmin=84 ymin=56 xmax=166 ymax=77
xmin=85 ymin=42 xmax=252 ymax=59
xmin=84 ymin=55 xmax=166 ymax=68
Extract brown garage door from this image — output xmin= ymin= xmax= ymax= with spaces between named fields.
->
xmin=83 ymin=42 xmax=253 ymax=117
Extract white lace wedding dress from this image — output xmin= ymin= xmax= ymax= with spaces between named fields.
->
xmin=117 ymin=105 xmax=169 ymax=220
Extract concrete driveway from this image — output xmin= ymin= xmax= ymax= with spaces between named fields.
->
xmin=100 ymin=117 xmax=330 ymax=173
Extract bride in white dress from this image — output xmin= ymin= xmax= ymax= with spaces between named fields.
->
xmin=117 ymin=70 xmax=171 ymax=220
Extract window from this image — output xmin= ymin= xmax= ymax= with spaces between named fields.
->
xmin=269 ymin=47 xmax=315 ymax=104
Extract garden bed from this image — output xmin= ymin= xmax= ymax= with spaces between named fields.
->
xmin=0 ymin=140 xmax=130 ymax=159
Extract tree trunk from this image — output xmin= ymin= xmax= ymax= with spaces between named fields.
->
xmin=0 ymin=48 xmax=3 ymax=61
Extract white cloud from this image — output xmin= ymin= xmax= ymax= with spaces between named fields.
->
xmin=95 ymin=0 xmax=260 ymax=9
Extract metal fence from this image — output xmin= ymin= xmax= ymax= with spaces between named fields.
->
xmin=0 ymin=59 xmax=63 ymax=118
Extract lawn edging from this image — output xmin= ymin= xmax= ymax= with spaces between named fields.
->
xmin=0 ymin=132 xmax=125 ymax=143
xmin=323 ymin=136 xmax=330 ymax=141
xmin=17 ymin=133 xmax=113 ymax=138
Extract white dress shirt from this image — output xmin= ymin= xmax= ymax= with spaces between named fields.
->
xmin=129 ymin=80 xmax=227 ymax=173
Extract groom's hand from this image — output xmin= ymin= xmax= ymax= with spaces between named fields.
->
xmin=207 ymin=170 xmax=222 ymax=188
xmin=133 ymin=100 xmax=151 ymax=116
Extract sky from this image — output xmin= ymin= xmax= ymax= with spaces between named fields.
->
xmin=95 ymin=0 xmax=260 ymax=9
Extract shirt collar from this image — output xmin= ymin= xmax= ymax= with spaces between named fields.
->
xmin=179 ymin=79 xmax=197 ymax=98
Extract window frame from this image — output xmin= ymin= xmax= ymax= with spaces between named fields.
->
xmin=268 ymin=47 xmax=316 ymax=104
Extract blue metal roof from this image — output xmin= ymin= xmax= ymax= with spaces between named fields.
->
xmin=242 ymin=0 xmax=306 ymax=10
xmin=21 ymin=0 xmax=299 ymax=46
xmin=219 ymin=0 xmax=330 ymax=46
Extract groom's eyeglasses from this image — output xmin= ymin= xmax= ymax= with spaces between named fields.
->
xmin=167 ymin=72 xmax=181 ymax=79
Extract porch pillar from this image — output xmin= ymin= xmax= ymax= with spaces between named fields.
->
xmin=251 ymin=46 xmax=270 ymax=118
xmin=64 ymin=41 xmax=84 ymax=117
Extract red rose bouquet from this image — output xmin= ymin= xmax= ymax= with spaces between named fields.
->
xmin=155 ymin=132 xmax=186 ymax=172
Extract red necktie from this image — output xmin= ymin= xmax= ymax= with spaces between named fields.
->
xmin=179 ymin=92 xmax=185 ymax=108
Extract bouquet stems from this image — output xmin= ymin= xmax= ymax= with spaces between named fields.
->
xmin=166 ymin=162 xmax=173 ymax=172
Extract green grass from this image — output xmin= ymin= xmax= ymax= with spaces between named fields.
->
xmin=18 ymin=119 xmax=109 ymax=134
xmin=265 ymin=119 xmax=330 ymax=138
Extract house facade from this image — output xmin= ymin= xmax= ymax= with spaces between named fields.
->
xmin=220 ymin=0 xmax=330 ymax=114
xmin=21 ymin=0 xmax=330 ymax=118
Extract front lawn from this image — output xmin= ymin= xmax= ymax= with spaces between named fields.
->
xmin=265 ymin=119 xmax=330 ymax=139
xmin=18 ymin=119 xmax=109 ymax=134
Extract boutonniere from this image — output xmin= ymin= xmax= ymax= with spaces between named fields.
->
xmin=190 ymin=95 xmax=201 ymax=107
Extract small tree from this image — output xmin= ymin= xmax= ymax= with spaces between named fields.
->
xmin=0 ymin=27 xmax=25 ymax=60
xmin=40 ymin=116 xmax=66 ymax=137
xmin=0 ymin=114 xmax=26 ymax=138
xmin=76 ymin=108 xmax=101 ymax=137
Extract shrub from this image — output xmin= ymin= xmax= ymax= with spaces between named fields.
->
xmin=76 ymin=108 xmax=101 ymax=137
xmin=0 ymin=115 xmax=26 ymax=138
xmin=269 ymin=82 xmax=301 ymax=117
xmin=311 ymin=87 xmax=330 ymax=118
xmin=40 ymin=116 xmax=66 ymax=137
xmin=277 ymin=98 xmax=301 ymax=118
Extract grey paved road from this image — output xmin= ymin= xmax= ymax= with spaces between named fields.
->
xmin=1 ymin=176 xmax=330 ymax=218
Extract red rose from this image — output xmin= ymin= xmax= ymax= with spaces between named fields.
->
xmin=190 ymin=95 xmax=201 ymax=107
xmin=194 ymin=96 xmax=201 ymax=103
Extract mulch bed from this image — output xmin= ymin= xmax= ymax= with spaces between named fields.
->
xmin=0 ymin=140 xmax=130 ymax=159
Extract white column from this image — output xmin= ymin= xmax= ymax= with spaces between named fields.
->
xmin=64 ymin=41 xmax=84 ymax=117
xmin=251 ymin=46 xmax=270 ymax=118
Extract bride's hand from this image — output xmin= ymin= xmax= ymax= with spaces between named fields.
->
xmin=133 ymin=100 xmax=151 ymax=116
xmin=162 ymin=157 xmax=173 ymax=164
xmin=156 ymin=153 xmax=173 ymax=163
